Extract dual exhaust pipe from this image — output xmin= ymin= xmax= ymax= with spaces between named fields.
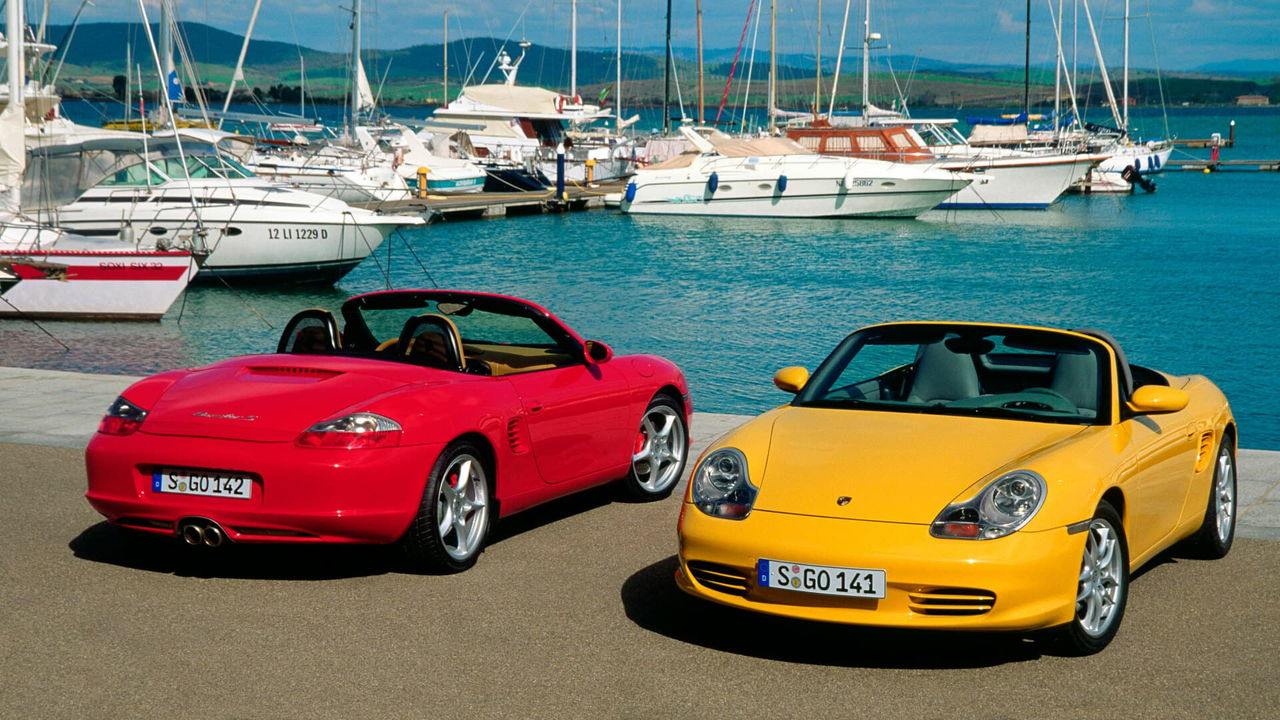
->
xmin=178 ymin=518 xmax=228 ymax=548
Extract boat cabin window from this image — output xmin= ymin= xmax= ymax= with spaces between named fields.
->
xmin=826 ymin=136 xmax=852 ymax=152
xmin=887 ymin=131 xmax=916 ymax=149
xmin=856 ymin=135 xmax=887 ymax=152
xmin=795 ymin=135 xmax=821 ymax=151
xmin=153 ymin=155 xmax=254 ymax=181
xmin=100 ymin=162 xmax=166 ymax=187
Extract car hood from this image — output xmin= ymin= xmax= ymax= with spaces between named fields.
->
xmin=139 ymin=356 xmax=437 ymax=442
xmin=753 ymin=406 xmax=1085 ymax=524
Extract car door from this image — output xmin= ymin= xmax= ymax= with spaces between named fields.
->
xmin=1117 ymin=410 xmax=1200 ymax=560
xmin=504 ymin=362 xmax=632 ymax=484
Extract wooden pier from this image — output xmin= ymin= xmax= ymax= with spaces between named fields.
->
xmin=355 ymin=182 xmax=627 ymax=221
xmin=1166 ymin=159 xmax=1280 ymax=172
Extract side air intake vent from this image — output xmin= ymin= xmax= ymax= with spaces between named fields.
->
xmin=507 ymin=416 xmax=529 ymax=454
xmin=1195 ymin=431 xmax=1215 ymax=473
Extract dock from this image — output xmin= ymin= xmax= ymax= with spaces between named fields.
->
xmin=355 ymin=182 xmax=627 ymax=220
xmin=1166 ymin=159 xmax=1280 ymax=172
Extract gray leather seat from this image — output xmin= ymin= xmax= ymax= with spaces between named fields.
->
xmin=908 ymin=341 xmax=981 ymax=403
xmin=1049 ymin=352 xmax=1099 ymax=412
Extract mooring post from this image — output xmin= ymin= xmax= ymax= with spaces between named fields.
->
xmin=556 ymin=144 xmax=567 ymax=202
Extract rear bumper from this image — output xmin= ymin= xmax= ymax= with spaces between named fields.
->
xmin=85 ymin=432 xmax=445 ymax=544
xmin=676 ymin=503 xmax=1082 ymax=631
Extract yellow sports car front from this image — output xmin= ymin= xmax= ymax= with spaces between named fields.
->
xmin=676 ymin=322 xmax=1237 ymax=655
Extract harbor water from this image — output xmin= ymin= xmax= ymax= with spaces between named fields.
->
xmin=3 ymin=105 xmax=1278 ymax=448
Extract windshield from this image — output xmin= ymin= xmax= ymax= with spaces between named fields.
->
xmin=794 ymin=325 xmax=1110 ymax=425
xmin=337 ymin=292 xmax=584 ymax=375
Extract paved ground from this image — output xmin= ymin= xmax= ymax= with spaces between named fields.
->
xmin=1 ymin=367 xmax=1278 ymax=717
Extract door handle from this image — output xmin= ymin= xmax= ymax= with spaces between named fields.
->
xmin=529 ymin=402 xmax=544 ymax=413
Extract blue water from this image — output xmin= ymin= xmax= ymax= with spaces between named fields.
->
xmin=5 ymin=105 xmax=1279 ymax=448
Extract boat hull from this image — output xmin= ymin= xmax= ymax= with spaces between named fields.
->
xmin=937 ymin=155 xmax=1104 ymax=209
xmin=0 ymin=250 xmax=198 ymax=320
xmin=56 ymin=210 xmax=407 ymax=284
xmin=621 ymin=176 xmax=965 ymax=219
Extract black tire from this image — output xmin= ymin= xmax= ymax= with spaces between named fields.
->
xmin=621 ymin=394 xmax=688 ymax=501
xmin=402 ymin=441 xmax=492 ymax=573
xmin=1187 ymin=440 xmax=1237 ymax=559
xmin=1050 ymin=500 xmax=1129 ymax=656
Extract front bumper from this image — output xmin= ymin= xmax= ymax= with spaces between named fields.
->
xmin=85 ymin=432 xmax=445 ymax=544
xmin=676 ymin=503 xmax=1083 ymax=631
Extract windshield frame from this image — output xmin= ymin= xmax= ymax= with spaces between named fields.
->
xmin=792 ymin=323 xmax=1115 ymax=426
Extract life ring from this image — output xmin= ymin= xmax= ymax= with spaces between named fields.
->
xmin=573 ymin=94 xmax=582 ymax=106
xmin=554 ymin=94 xmax=566 ymax=113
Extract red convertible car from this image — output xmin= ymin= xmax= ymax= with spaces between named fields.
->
xmin=85 ymin=290 xmax=691 ymax=571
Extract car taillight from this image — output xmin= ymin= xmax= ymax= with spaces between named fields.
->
xmin=296 ymin=412 xmax=402 ymax=449
xmin=98 ymin=396 xmax=149 ymax=436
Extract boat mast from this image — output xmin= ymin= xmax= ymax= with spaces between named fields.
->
xmin=696 ymin=0 xmax=704 ymax=124
xmin=616 ymin=0 xmax=622 ymax=131
xmin=570 ymin=0 xmax=577 ymax=99
xmin=349 ymin=0 xmax=361 ymax=139
xmin=1054 ymin=0 xmax=1064 ymax=140
xmin=1023 ymin=0 xmax=1030 ymax=116
xmin=443 ymin=11 xmax=448 ymax=105
xmin=663 ymin=0 xmax=671 ymax=133
xmin=1121 ymin=0 xmax=1129 ymax=130
xmin=768 ymin=0 xmax=776 ymax=132
xmin=1080 ymin=0 xmax=1122 ymax=129
xmin=861 ymin=0 xmax=870 ymax=117
xmin=6 ymin=0 xmax=25 ymax=211
xmin=814 ymin=0 xmax=821 ymax=117
xmin=827 ymin=0 xmax=852 ymax=118
xmin=222 ymin=0 xmax=263 ymax=119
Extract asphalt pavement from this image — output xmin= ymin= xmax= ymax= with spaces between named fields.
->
xmin=1 ymin=367 xmax=1278 ymax=718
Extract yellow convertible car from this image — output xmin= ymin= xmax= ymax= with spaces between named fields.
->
xmin=676 ymin=322 xmax=1236 ymax=654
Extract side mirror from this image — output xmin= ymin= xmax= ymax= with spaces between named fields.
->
xmin=1128 ymin=385 xmax=1189 ymax=414
xmin=773 ymin=366 xmax=809 ymax=394
xmin=583 ymin=340 xmax=613 ymax=365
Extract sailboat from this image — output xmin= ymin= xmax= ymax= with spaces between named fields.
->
xmin=1 ymin=3 xmax=200 ymax=320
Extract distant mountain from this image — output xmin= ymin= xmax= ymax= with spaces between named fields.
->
xmin=1191 ymin=59 xmax=1279 ymax=78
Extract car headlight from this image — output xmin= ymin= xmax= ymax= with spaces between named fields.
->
xmin=296 ymin=412 xmax=402 ymax=449
xmin=930 ymin=470 xmax=1046 ymax=539
xmin=98 ymin=396 xmax=149 ymax=436
xmin=691 ymin=448 xmax=758 ymax=519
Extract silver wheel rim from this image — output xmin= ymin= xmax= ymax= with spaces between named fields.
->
xmin=1214 ymin=446 xmax=1236 ymax=543
xmin=436 ymin=454 xmax=489 ymax=561
xmin=1076 ymin=518 xmax=1124 ymax=637
xmin=631 ymin=405 xmax=686 ymax=494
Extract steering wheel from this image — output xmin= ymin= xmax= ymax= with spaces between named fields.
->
xmin=1000 ymin=387 xmax=1077 ymax=413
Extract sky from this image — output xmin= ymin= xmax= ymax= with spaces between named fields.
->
xmin=42 ymin=0 xmax=1280 ymax=70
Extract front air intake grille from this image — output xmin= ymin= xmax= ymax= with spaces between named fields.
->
xmin=687 ymin=561 xmax=751 ymax=597
xmin=908 ymin=588 xmax=996 ymax=615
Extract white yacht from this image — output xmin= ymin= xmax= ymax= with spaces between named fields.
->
xmin=51 ymin=137 xmax=423 ymax=284
xmin=619 ymin=128 xmax=971 ymax=219
xmin=433 ymin=47 xmax=635 ymax=184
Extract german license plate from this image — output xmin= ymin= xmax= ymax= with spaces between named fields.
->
xmin=152 ymin=469 xmax=252 ymax=500
xmin=757 ymin=559 xmax=886 ymax=599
